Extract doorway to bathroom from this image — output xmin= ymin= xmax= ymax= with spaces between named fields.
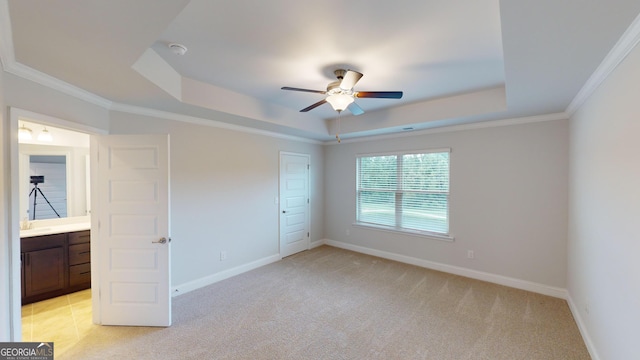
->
xmin=15 ymin=111 xmax=95 ymax=355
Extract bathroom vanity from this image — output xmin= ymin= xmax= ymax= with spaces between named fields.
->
xmin=21 ymin=226 xmax=91 ymax=305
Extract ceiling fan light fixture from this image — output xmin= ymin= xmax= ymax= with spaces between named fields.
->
xmin=326 ymin=94 xmax=354 ymax=112
xmin=282 ymin=69 xmax=401 ymax=115
xmin=18 ymin=124 xmax=32 ymax=141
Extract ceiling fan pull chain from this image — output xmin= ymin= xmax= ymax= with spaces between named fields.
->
xmin=336 ymin=111 xmax=342 ymax=143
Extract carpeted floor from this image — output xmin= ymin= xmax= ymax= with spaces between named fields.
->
xmin=59 ymin=246 xmax=590 ymax=359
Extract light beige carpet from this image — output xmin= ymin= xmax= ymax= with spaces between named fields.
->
xmin=59 ymin=246 xmax=590 ymax=359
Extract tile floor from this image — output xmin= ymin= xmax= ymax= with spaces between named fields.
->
xmin=21 ymin=289 xmax=95 ymax=357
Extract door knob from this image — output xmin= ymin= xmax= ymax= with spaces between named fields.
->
xmin=282 ymin=210 xmax=287 ymax=213
xmin=153 ymin=237 xmax=168 ymax=244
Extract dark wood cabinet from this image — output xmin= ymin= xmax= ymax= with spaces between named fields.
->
xmin=69 ymin=230 xmax=91 ymax=245
xmin=24 ymin=247 xmax=66 ymax=297
xmin=21 ymin=233 xmax=66 ymax=302
xmin=21 ymin=230 xmax=91 ymax=305
xmin=67 ymin=230 xmax=91 ymax=291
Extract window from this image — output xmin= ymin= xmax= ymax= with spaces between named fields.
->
xmin=356 ymin=149 xmax=450 ymax=237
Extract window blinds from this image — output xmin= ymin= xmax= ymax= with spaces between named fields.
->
xmin=357 ymin=150 xmax=450 ymax=235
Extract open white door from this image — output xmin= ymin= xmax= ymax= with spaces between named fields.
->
xmin=96 ymin=134 xmax=171 ymax=326
xmin=279 ymin=152 xmax=310 ymax=258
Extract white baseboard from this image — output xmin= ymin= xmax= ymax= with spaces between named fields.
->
xmin=310 ymin=239 xmax=325 ymax=249
xmin=172 ymin=253 xmax=281 ymax=296
xmin=566 ymin=293 xmax=600 ymax=360
xmin=324 ymin=239 xmax=568 ymax=299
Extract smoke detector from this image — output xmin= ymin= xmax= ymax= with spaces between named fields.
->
xmin=168 ymin=43 xmax=187 ymax=56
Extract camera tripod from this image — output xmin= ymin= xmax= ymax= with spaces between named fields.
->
xmin=28 ymin=182 xmax=61 ymax=220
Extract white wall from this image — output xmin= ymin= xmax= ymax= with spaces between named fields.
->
xmin=324 ymin=119 xmax=569 ymax=289
xmin=0 ymin=57 xmax=11 ymax=340
xmin=568 ymin=41 xmax=640 ymax=359
xmin=108 ymin=111 xmax=324 ymax=289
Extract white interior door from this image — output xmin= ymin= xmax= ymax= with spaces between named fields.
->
xmin=96 ymin=134 xmax=171 ymax=326
xmin=279 ymin=152 xmax=310 ymax=258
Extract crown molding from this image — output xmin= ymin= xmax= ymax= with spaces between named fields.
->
xmin=110 ymin=102 xmax=323 ymax=145
xmin=0 ymin=0 xmax=574 ymax=146
xmin=0 ymin=0 xmax=13 ymax=70
xmin=566 ymin=12 xmax=640 ymax=115
xmin=0 ymin=0 xmax=320 ymax=145
xmin=0 ymin=1 xmax=112 ymax=109
xmin=0 ymin=24 xmax=320 ymax=145
xmin=6 ymin=61 xmax=113 ymax=109
xmin=326 ymin=112 xmax=569 ymax=145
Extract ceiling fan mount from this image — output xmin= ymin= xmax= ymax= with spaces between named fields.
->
xmin=281 ymin=69 xmax=403 ymax=115
xmin=333 ymin=68 xmax=347 ymax=80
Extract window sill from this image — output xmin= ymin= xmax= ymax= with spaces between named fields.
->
xmin=352 ymin=222 xmax=454 ymax=242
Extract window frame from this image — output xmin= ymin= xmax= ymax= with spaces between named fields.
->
xmin=355 ymin=148 xmax=453 ymax=241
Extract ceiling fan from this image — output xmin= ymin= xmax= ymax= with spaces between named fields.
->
xmin=281 ymin=69 xmax=403 ymax=115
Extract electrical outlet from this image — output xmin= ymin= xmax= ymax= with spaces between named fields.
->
xmin=345 ymin=229 xmax=350 ymax=236
xmin=467 ymin=250 xmax=475 ymax=259
xmin=220 ymin=251 xmax=227 ymax=261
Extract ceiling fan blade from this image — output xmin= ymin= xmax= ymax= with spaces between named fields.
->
xmin=339 ymin=70 xmax=363 ymax=90
xmin=300 ymin=99 xmax=327 ymax=112
xmin=348 ymin=102 xmax=365 ymax=116
xmin=281 ymin=86 xmax=326 ymax=94
xmin=355 ymin=91 xmax=403 ymax=99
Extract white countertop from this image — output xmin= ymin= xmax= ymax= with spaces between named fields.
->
xmin=20 ymin=222 xmax=91 ymax=238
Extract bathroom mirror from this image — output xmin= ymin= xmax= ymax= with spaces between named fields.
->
xmin=18 ymin=121 xmax=90 ymax=222
xmin=28 ymin=155 xmax=68 ymax=219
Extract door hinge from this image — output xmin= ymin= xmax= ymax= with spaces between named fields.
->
xmin=307 ymin=232 xmax=310 ymax=238
xmin=307 ymin=164 xmax=310 ymax=170
xmin=307 ymin=198 xmax=309 ymax=204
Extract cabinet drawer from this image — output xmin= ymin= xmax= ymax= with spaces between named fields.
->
xmin=69 ymin=263 xmax=91 ymax=286
xmin=69 ymin=243 xmax=90 ymax=265
xmin=21 ymin=233 xmax=66 ymax=252
xmin=69 ymin=230 xmax=90 ymax=245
